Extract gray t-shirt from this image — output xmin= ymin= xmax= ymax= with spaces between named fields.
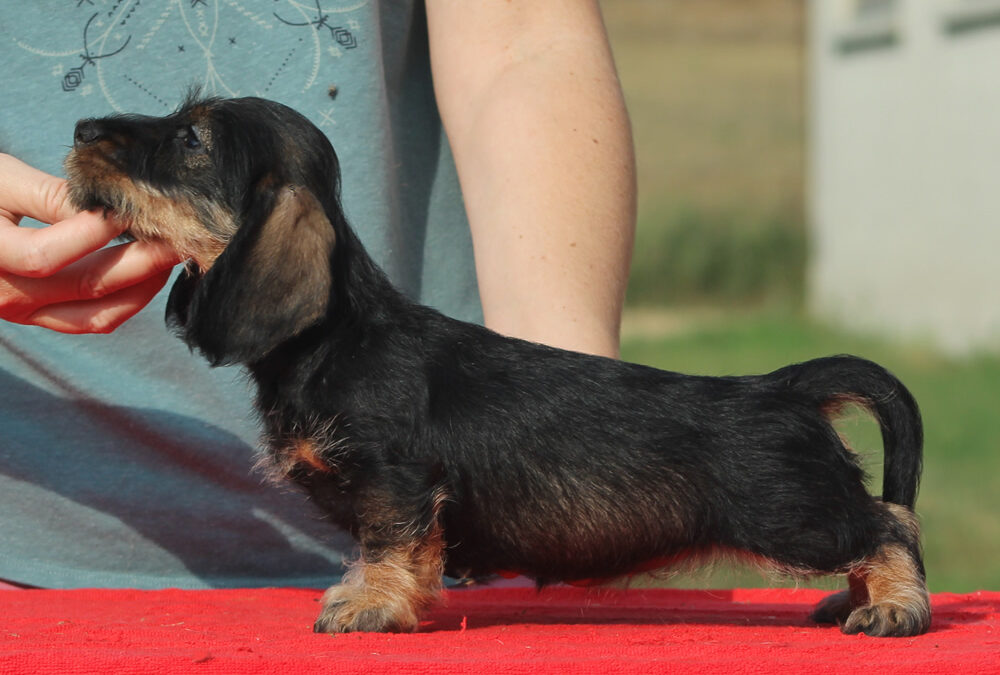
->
xmin=0 ymin=1 xmax=481 ymax=589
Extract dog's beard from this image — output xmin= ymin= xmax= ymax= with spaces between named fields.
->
xmin=64 ymin=149 xmax=233 ymax=272
xmin=64 ymin=150 xmax=127 ymax=217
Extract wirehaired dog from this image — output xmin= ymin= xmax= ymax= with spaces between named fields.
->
xmin=65 ymin=96 xmax=931 ymax=637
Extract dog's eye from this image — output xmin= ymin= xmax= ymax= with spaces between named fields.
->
xmin=175 ymin=125 xmax=203 ymax=151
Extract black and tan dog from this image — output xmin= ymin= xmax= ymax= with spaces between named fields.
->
xmin=65 ymin=95 xmax=931 ymax=637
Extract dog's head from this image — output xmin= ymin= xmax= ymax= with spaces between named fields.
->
xmin=66 ymin=96 xmax=347 ymax=366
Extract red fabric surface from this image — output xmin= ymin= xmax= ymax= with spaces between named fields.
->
xmin=1 ymin=587 xmax=997 ymax=674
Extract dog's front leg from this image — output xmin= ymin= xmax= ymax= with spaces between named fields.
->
xmin=314 ymin=484 xmax=447 ymax=633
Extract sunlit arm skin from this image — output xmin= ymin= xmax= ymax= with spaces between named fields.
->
xmin=0 ymin=154 xmax=181 ymax=333
xmin=427 ymin=0 xmax=637 ymax=358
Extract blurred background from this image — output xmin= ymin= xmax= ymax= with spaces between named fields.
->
xmin=602 ymin=0 xmax=1000 ymax=592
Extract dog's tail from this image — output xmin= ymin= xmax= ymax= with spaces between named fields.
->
xmin=770 ymin=355 xmax=923 ymax=509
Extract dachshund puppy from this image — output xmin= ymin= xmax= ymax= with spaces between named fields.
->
xmin=65 ymin=95 xmax=931 ymax=637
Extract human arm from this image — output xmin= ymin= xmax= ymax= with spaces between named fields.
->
xmin=0 ymin=153 xmax=181 ymax=333
xmin=426 ymin=0 xmax=636 ymax=358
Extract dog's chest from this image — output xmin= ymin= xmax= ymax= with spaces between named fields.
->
xmin=275 ymin=436 xmax=330 ymax=476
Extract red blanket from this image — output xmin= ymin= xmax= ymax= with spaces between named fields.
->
xmin=1 ymin=587 xmax=997 ymax=674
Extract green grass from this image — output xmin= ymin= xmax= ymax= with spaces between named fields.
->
xmin=625 ymin=205 xmax=806 ymax=306
xmin=620 ymin=310 xmax=1000 ymax=593
xmin=601 ymin=0 xmax=807 ymax=306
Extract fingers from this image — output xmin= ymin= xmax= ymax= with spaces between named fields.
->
xmin=0 ymin=153 xmax=78 ymax=225
xmin=0 ymin=154 xmax=182 ymax=333
xmin=49 ymin=239 xmax=182 ymax=304
xmin=27 ymin=270 xmax=174 ymax=334
xmin=0 ymin=210 xmax=128 ymax=278
xmin=0 ymin=239 xmax=182 ymax=333
xmin=0 ymin=154 xmax=125 ymax=277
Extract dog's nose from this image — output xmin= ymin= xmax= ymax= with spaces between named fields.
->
xmin=74 ymin=120 xmax=106 ymax=146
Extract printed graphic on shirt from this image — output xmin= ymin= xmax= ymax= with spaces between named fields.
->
xmin=2 ymin=0 xmax=368 ymax=113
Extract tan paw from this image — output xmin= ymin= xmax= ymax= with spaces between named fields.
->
xmin=313 ymin=583 xmax=419 ymax=634
xmin=842 ymin=602 xmax=931 ymax=637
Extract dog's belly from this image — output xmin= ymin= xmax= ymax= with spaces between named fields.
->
xmin=442 ymin=547 xmax=701 ymax=585
xmin=437 ymin=489 xmax=702 ymax=583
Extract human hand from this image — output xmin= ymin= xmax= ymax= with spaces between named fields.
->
xmin=0 ymin=153 xmax=182 ymax=333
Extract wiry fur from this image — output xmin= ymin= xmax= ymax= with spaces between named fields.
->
xmin=65 ymin=96 xmax=932 ymax=637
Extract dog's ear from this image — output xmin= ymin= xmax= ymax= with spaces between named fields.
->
xmin=166 ymin=185 xmax=336 ymax=366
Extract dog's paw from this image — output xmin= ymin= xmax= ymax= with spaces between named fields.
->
xmin=841 ymin=602 xmax=931 ymax=637
xmin=313 ymin=583 xmax=420 ymax=634
xmin=811 ymin=590 xmax=853 ymax=626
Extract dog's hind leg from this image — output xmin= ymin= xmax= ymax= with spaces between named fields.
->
xmin=813 ymin=503 xmax=931 ymax=637
xmin=810 ymin=571 xmax=867 ymax=626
